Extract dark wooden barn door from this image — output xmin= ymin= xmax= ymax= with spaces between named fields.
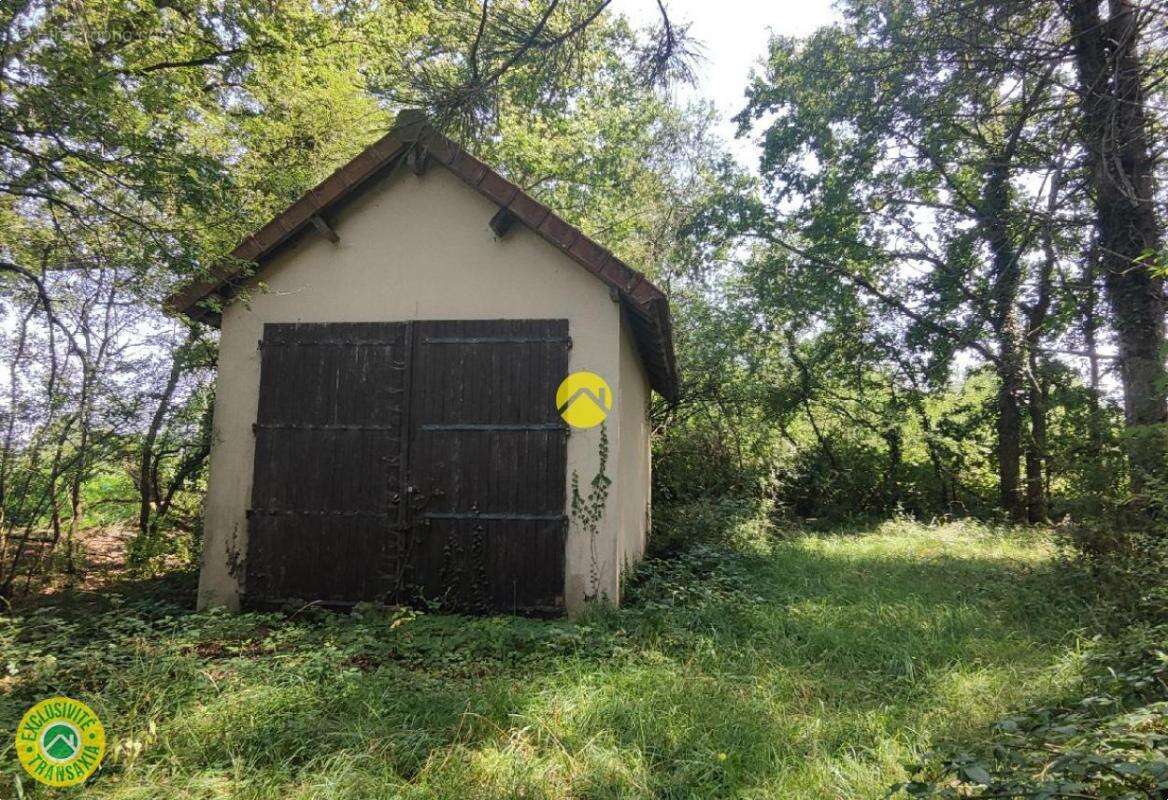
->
xmin=406 ymin=320 xmax=569 ymax=613
xmin=246 ymin=322 xmax=410 ymax=604
xmin=245 ymin=319 xmax=568 ymax=613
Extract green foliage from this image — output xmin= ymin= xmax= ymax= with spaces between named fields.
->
xmin=665 ymin=0 xmax=1144 ymax=526
xmin=654 ymin=346 xmax=1124 ymax=525
xmin=0 ymin=520 xmax=1088 ymax=799
xmin=469 ymin=16 xmax=732 ymax=289
xmin=895 ymin=522 xmax=1168 ymax=799
xmin=79 ymin=471 xmax=139 ymax=529
xmin=570 ymin=424 xmax=613 ymax=600
xmin=648 ymin=496 xmax=774 ymax=556
xmin=897 ymin=625 xmax=1168 ymax=800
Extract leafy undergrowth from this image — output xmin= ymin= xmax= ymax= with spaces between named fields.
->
xmin=897 ymin=529 xmax=1168 ymax=799
xmin=0 ymin=520 xmax=1093 ymax=799
xmin=898 ymin=633 xmax=1168 ymax=799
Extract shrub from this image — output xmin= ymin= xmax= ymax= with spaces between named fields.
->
xmin=647 ymin=496 xmax=773 ymax=557
xmin=1069 ymin=527 xmax=1168 ymax=628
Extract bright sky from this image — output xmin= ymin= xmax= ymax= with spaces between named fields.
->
xmin=611 ymin=0 xmax=841 ymax=166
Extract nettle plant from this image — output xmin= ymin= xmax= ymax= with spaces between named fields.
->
xmin=571 ymin=423 xmax=612 ymax=601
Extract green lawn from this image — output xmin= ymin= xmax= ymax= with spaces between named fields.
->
xmin=1 ymin=519 xmax=1092 ymax=799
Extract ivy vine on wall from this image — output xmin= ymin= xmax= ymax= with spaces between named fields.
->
xmin=571 ymin=423 xmax=612 ymax=602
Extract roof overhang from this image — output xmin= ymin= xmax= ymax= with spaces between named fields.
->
xmin=166 ymin=110 xmax=679 ymax=402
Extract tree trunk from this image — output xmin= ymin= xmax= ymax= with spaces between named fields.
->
xmin=996 ymin=368 xmax=1026 ymax=521
xmin=918 ymin=413 xmax=953 ymax=511
xmin=139 ymin=337 xmax=187 ymax=540
xmin=1081 ymin=244 xmax=1105 ymax=455
xmin=983 ymin=158 xmax=1027 ymax=522
xmin=883 ymin=393 xmax=903 ymax=510
xmin=1066 ymin=0 xmax=1167 ymax=492
xmin=1025 ymin=367 xmax=1049 ymax=522
xmin=66 ymin=378 xmax=90 ymax=575
xmin=1024 ymin=167 xmax=1061 ymax=523
xmin=786 ymin=333 xmax=840 ymax=472
xmin=0 ymin=306 xmax=34 ymax=534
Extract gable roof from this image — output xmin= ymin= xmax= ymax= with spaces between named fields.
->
xmin=167 ymin=110 xmax=679 ymax=402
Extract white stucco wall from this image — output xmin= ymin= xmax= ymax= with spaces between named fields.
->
xmin=197 ymin=163 xmax=651 ymax=614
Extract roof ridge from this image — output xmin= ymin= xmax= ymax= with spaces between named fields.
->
xmin=166 ymin=110 xmax=678 ymax=401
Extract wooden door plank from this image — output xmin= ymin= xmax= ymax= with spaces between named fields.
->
xmin=245 ymin=322 xmax=408 ymax=606
xmin=407 ymin=319 xmax=569 ymax=614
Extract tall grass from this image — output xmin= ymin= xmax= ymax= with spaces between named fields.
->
xmin=1 ymin=519 xmax=1091 ymax=799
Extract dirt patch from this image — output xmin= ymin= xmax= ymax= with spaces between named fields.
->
xmin=6 ymin=526 xmax=197 ymax=611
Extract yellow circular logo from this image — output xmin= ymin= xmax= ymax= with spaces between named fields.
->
xmin=15 ymin=697 xmax=106 ymax=787
xmin=556 ymin=371 xmax=613 ymax=429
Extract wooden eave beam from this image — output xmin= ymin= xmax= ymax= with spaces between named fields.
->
xmin=489 ymin=207 xmax=518 ymax=238
xmin=407 ymin=146 xmax=429 ymax=176
xmin=310 ymin=214 xmax=339 ymax=244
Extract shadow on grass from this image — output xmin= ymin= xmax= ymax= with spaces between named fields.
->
xmin=508 ymin=536 xmax=1090 ymax=797
xmin=1 ymin=524 xmax=1093 ymax=800
xmin=8 ymin=567 xmax=198 ymax=615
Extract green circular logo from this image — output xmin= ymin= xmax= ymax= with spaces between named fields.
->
xmin=41 ymin=721 xmax=81 ymax=762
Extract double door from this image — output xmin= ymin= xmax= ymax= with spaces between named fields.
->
xmin=244 ymin=319 xmax=569 ymax=614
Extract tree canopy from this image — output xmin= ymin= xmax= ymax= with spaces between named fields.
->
xmin=1 ymin=0 xmax=1166 ymax=593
